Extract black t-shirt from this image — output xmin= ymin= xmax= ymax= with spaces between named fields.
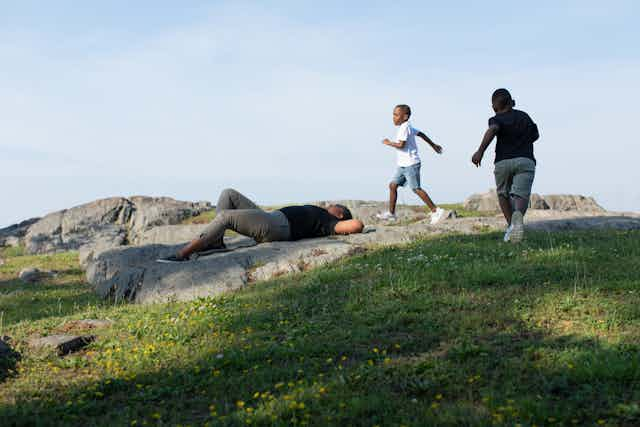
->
xmin=489 ymin=109 xmax=538 ymax=163
xmin=279 ymin=205 xmax=339 ymax=241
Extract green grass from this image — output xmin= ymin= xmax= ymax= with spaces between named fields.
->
xmin=182 ymin=209 xmax=217 ymax=225
xmin=1 ymin=230 xmax=640 ymax=426
xmin=440 ymin=203 xmax=496 ymax=218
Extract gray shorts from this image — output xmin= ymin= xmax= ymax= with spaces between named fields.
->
xmin=391 ymin=162 xmax=421 ymax=190
xmin=494 ymin=157 xmax=536 ymax=199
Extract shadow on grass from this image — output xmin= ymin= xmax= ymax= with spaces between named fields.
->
xmin=1 ymin=230 xmax=639 ymax=425
xmin=0 ymin=274 xmax=104 ymax=327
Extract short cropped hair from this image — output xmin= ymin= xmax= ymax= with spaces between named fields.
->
xmin=492 ymin=88 xmax=515 ymax=109
xmin=395 ymin=104 xmax=411 ymax=118
xmin=335 ymin=204 xmax=353 ymax=220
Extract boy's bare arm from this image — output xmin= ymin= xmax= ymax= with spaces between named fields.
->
xmin=417 ymin=131 xmax=443 ymax=154
xmin=472 ymin=125 xmax=499 ymax=166
xmin=382 ymin=138 xmax=405 ymax=149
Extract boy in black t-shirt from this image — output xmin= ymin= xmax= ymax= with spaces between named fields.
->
xmin=472 ymin=89 xmax=539 ymax=243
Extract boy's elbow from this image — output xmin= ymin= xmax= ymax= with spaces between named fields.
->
xmin=532 ymin=130 xmax=540 ymax=142
xmin=354 ymin=220 xmax=364 ymax=233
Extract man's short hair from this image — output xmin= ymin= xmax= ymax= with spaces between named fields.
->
xmin=395 ymin=104 xmax=411 ymax=117
xmin=492 ymin=88 xmax=515 ymax=109
xmin=335 ymin=204 xmax=353 ymax=220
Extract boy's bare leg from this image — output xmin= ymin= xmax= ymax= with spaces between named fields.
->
xmin=413 ymin=188 xmax=437 ymax=212
xmin=389 ymin=182 xmax=399 ymax=215
xmin=498 ymin=195 xmax=513 ymax=225
xmin=511 ymin=195 xmax=529 ymax=216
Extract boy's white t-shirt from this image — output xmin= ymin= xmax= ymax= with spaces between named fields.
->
xmin=395 ymin=121 xmax=421 ymax=167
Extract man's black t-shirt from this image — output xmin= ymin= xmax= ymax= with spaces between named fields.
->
xmin=489 ymin=109 xmax=538 ymax=163
xmin=279 ymin=205 xmax=339 ymax=241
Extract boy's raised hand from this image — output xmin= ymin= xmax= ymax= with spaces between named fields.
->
xmin=432 ymin=143 xmax=443 ymax=154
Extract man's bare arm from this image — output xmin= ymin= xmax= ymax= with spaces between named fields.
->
xmin=334 ymin=219 xmax=364 ymax=235
xmin=417 ymin=131 xmax=443 ymax=154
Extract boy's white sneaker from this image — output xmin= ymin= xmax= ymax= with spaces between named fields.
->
xmin=510 ymin=211 xmax=524 ymax=243
xmin=503 ymin=224 xmax=514 ymax=242
xmin=430 ymin=207 xmax=446 ymax=225
xmin=376 ymin=211 xmax=397 ymax=221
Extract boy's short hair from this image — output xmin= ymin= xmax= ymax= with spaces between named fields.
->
xmin=335 ymin=204 xmax=353 ymax=220
xmin=492 ymin=88 xmax=516 ymax=109
xmin=395 ymin=104 xmax=412 ymax=117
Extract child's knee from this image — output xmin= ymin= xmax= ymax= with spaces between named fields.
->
xmin=411 ymin=187 xmax=423 ymax=194
xmin=389 ymin=182 xmax=399 ymax=190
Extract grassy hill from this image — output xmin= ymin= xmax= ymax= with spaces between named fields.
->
xmin=1 ymin=229 xmax=639 ymax=426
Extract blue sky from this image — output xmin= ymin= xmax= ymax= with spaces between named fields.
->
xmin=1 ymin=1 xmax=639 ymax=226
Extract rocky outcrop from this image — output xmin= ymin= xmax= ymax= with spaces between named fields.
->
xmin=17 ymin=196 xmax=211 ymax=255
xmin=542 ymin=195 xmax=605 ymax=212
xmin=83 ymin=209 xmax=640 ymax=305
xmin=463 ymin=190 xmax=605 ymax=213
xmin=0 ymin=218 xmax=39 ymax=247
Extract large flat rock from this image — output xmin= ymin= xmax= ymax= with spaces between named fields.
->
xmin=84 ymin=210 xmax=640 ymax=305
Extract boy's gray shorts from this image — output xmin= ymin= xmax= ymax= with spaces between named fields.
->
xmin=494 ymin=157 xmax=536 ymax=199
xmin=391 ymin=162 xmax=421 ymax=190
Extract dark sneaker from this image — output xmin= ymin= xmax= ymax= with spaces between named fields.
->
xmin=156 ymin=255 xmax=188 ymax=264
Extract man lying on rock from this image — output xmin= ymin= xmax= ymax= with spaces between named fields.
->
xmin=158 ymin=188 xmax=365 ymax=262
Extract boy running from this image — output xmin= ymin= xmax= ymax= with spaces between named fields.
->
xmin=472 ymin=88 xmax=540 ymax=243
xmin=376 ymin=104 xmax=446 ymax=224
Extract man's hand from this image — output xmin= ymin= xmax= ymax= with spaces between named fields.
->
xmin=382 ymin=138 xmax=392 ymax=146
xmin=432 ymin=144 xmax=443 ymax=154
xmin=471 ymin=150 xmax=483 ymax=167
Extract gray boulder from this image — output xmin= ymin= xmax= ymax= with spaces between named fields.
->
xmin=0 ymin=217 xmax=39 ymax=247
xmin=28 ymin=335 xmax=95 ymax=355
xmin=127 ymin=196 xmax=211 ymax=243
xmin=542 ymin=194 xmax=604 ymax=212
xmin=463 ymin=191 xmax=501 ymax=212
xmin=23 ymin=196 xmax=211 ymax=255
xmin=18 ymin=268 xmax=55 ymax=283
xmin=463 ymin=190 xmax=605 ymax=212
xmin=25 ymin=197 xmax=131 ymax=254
